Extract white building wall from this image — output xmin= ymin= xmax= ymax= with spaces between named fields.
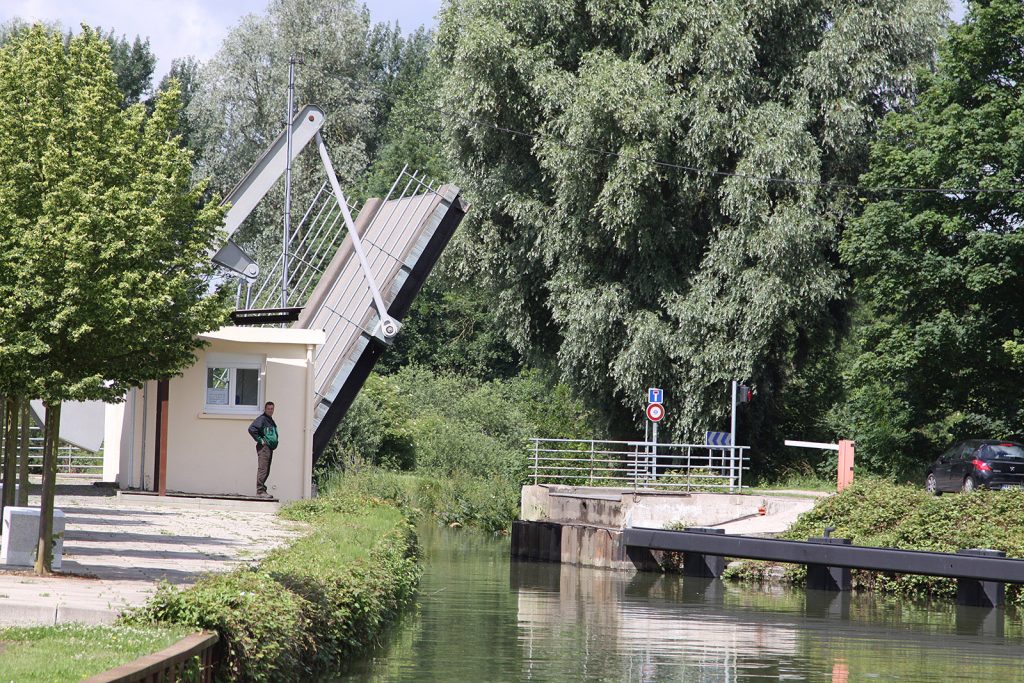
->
xmin=103 ymin=327 xmax=322 ymax=502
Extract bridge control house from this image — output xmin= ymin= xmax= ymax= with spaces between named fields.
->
xmin=103 ymin=326 xmax=325 ymax=502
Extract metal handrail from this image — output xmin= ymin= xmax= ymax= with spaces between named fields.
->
xmin=527 ymin=437 xmax=750 ymax=492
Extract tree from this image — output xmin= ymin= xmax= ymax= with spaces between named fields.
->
xmin=362 ymin=35 xmax=449 ymax=197
xmin=1 ymin=19 xmax=156 ymax=106
xmin=101 ymin=30 xmax=156 ymax=105
xmin=153 ymin=56 xmax=202 ymax=149
xmin=435 ymin=0 xmax=947 ymax=449
xmin=836 ymin=0 xmax=1024 ymax=475
xmin=186 ymin=0 xmax=430 ymax=272
xmin=0 ymin=25 xmax=228 ymax=573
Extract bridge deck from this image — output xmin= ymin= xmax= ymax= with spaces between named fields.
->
xmin=623 ymin=527 xmax=1024 ymax=584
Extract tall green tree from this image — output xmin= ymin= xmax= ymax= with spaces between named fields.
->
xmin=101 ymin=30 xmax=156 ymax=105
xmin=836 ymin=0 xmax=1024 ymax=476
xmin=436 ymin=0 xmax=947 ymax=448
xmin=0 ymin=25 xmax=228 ymax=573
xmin=153 ymin=56 xmax=202 ymax=149
xmin=1 ymin=19 xmax=156 ymax=105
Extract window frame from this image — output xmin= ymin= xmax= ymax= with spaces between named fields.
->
xmin=204 ymin=352 xmax=264 ymax=415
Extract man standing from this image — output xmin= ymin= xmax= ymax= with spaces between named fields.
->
xmin=248 ymin=401 xmax=279 ymax=499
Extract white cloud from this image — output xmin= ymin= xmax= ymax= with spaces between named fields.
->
xmin=2 ymin=0 xmax=441 ymax=81
xmin=1 ymin=0 xmax=265 ymax=78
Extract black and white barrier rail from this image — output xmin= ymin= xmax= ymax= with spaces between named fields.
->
xmin=622 ymin=527 xmax=1024 ymax=607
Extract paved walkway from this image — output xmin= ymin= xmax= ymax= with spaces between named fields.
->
xmin=0 ymin=481 xmax=305 ymax=626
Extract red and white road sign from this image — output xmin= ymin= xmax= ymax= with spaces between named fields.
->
xmin=646 ymin=402 xmax=665 ymax=422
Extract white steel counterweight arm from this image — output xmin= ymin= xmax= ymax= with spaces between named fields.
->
xmin=315 ymin=131 xmax=401 ymax=343
xmin=212 ymin=105 xmax=327 ymax=281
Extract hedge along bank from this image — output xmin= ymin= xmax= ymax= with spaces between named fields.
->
xmin=120 ymin=484 xmax=421 ymax=682
xmin=721 ymin=479 xmax=1024 ymax=607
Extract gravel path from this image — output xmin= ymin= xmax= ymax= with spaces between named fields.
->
xmin=0 ymin=481 xmax=305 ymax=625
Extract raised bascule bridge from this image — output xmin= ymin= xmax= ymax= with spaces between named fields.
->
xmin=95 ymin=105 xmax=467 ymax=501
xmin=211 ymin=105 xmax=468 ymax=467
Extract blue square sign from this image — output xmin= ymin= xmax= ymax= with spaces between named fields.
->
xmin=648 ymin=387 xmax=663 ymax=404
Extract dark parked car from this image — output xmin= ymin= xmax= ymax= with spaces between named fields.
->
xmin=925 ymin=440 xmax=1024 ymax=494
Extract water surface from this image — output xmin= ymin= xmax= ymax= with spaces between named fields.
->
xmin=337 ymin=524 xmax=1024 ymax=682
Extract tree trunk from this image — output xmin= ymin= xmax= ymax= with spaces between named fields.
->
xmin=2 ymin=396 xmax=18 ymax=513
xmin=34 ymin=401 xmax=60 ymax=576
xmin=17 ymin=400 xmax=30 ymax=506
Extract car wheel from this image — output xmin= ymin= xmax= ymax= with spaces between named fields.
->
xmin=962 ymin=476 xmax=977 ymax=493
xmin=925 ymin=473 xmax=941 ymax=496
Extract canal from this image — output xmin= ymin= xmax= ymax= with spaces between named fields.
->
xmin=336 ymin=524 xmax=1024 ymax=682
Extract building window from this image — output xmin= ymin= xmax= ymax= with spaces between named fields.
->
xmin=205 ymin=354 xmax=262 ymax=413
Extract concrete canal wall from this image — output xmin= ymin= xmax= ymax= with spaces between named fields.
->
xmin=513 ymin=485 xmax=820 ymax=571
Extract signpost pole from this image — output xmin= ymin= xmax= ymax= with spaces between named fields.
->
xmin=730 ymin=380 xmax=737 ymax=448
xmin=651 ymin=420 xmax=658 ymax=481
xmin=730 ymin=380 xmax=738 ymax=491
xmin=643 ymin=419 xmax=649 ymax=484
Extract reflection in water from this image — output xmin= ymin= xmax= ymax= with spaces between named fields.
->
xmin=336 ymin=524 xmax=1024 ymax=682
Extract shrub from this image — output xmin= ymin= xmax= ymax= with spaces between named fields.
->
xmin=320 ymin=365 xmax=599 ymax=532
xmin=122 ymin=571 xmax=312 ymax=682
xmin=121 ymin=483 xmax=420 ymax=681
xmin=726 ymin=478 xmax=1024 ymax=606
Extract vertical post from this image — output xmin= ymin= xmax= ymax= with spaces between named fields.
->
xmin=838 ymin=440 xmax=855 ymax=491
xmin=589 ymin=439 xmax=594 ymax=486
xmin=155 ymin=380 xmax=169 ymax=496
xmin=738 ymin=447 xmax=745 ymax=489
xmin=651 ymin=420 xmax=658 ymax=482
xmin=532 ymin=439 xmax=539 ymax=485
xmin=282 ymin=54 xmax=299 ymax=309
xmin=730 ymin=380 xmax=737 ymax=450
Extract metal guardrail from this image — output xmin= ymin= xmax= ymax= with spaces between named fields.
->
xmin=0 ymin=439 xmax=103 ymax=477
xmin=527 ymin=438 xmax=750 ymax=492
xmin=82 ymin=631 xmax=219 ymax=683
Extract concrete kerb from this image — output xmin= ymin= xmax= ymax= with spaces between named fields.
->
xmin=0 ymin=482 xmax=303 ymax=626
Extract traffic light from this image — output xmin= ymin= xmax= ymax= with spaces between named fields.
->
xmin=738 ymin=384 xmax=752 ymax=403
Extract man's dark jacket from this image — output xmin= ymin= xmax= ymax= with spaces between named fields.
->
xmin=248 ymin=413 xmax=279 ymax=451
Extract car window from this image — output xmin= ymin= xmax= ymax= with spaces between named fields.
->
xmin=957 ymin=443 xmax=975 ymax=460
xmin=984 ymin=443 xmax=1024 ymax=460
xmin=940 ymin=444 xmax=960 ymax=461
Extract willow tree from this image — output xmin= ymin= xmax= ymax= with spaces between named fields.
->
xmin=437 ymin=0 xmax=946 ymax=447
xmin=0 ymin=25 xmax=228 ymax=574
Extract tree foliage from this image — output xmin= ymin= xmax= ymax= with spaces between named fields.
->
xmin=436 ymin=0 xmax=946 ymax=445
xmin=0 ymin=19 xmax=156 ymax=106
xmin=0 ymin=24 xmax=228 ymax=403
xmin=836 ymin=0 xmax=1024 ymax=475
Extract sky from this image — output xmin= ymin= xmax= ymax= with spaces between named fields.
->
xmin=0 ymin=0 xmax=444 ymax=79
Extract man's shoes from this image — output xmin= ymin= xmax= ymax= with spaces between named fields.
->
xmin=256 ymin=492 xmax=273 ymax=499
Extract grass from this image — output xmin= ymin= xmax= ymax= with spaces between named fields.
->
xmin=0 ymin=623 xmax=191 ymax=682
xmin=745 ymin=471 xmax=836 ymax=493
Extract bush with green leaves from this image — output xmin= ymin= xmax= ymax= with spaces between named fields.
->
xmin=319 ymin=366 xmax=599 ymax=532
xmin=121 ymin=485 xmax=420 ymax=682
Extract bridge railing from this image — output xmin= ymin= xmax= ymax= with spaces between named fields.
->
xmin=526 ymin=438 xmax=750 ymax=492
